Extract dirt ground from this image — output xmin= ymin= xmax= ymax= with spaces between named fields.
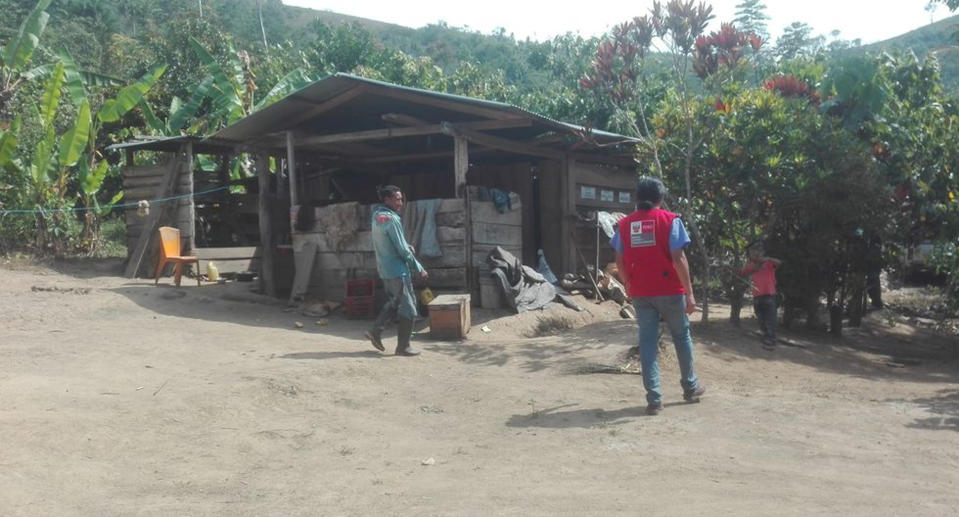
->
xmin=1 ymin=257 xmax=958 ymax=516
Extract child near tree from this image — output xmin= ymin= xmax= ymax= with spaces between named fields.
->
xmin=738 ymin=242 xmax=782 ymax=350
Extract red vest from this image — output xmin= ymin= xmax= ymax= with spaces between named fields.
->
xmin=617 ymin=208 xmax=685 ymax=297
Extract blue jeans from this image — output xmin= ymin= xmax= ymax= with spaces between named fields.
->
xmin=632 ymin=295 xmax=699 ymax=405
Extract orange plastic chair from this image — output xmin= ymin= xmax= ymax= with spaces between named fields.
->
xmin=154 ymin=226 xmax=201 ymax=287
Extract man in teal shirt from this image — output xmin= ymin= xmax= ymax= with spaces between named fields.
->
xmin=365 ymin=185 xmax=428 ymax=356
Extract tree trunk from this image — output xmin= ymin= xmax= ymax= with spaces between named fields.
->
xmin=258 ymin=0 xmax=268 ymax=48
xmin=730 ymin=290 xmax=744 ymax=327
xmin=829 ymin=304 xmax=843 ymax=336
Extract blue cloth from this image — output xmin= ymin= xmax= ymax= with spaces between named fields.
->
xmin=609 ymin=218 xmax=690 ymax=253
xmin=476 ymin=186 xmax=512 ymax=214
xmin=371 ymin=204 xmax=424 ymax=279
xmin=632 ymin=295 xmax=699 ymax=406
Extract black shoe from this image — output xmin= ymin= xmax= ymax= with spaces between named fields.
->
xmin=645 ymin=402 xmax=663 ymax=416
xmin=683 ymin=384 xmax=706 ymax=403
xmin=762 ymin=336 xmax=776 ymax=350
xmin=364 ymin=330 xmax=385 ymax=352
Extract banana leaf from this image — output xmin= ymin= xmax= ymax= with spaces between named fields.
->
xmin=95 ymin=190 xmax=124 ymax=216
xmin=31 ymin=127 xmax=56 ymax=185
xmin=58 ymin=100 xmax=91 ymax=168
xmin=38 ymin=62 xmax=64 ymax=128
xmin=137 ymin=98 xmax=166 ymax=134
xmin=80 ymin=159 xmax=109 ymax=196
xmin=24 ymin=51 xmax=123 ymax=104
xmin=98 ymin=64 xmax=167 ymax=123
xmin=254 ymin=68 xmax=312 ymax=112
xmin=1 ymin=0 xmax=52 ymax=72
xmin=0 ymin=117 xmax=20 ymax=167
xmin=189 ymin=37 xmax=237 ymax=97
xmin=169 ymin=78 xmax=214 ymax=133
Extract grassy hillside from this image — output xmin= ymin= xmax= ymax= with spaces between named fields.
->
xmin=860 ymin=14 xmax=959 ymax=89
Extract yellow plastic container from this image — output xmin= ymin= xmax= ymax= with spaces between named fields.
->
xmin=207 ymin=261 xmax=219 ymax=282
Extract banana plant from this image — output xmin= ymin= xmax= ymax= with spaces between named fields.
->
xmin=188 ymin=37 xmax=313 ymax=131
xmin=0 ymin=0 xmax=53 ymax=116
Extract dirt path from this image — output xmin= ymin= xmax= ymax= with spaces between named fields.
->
xmin=1 ymin=259 xmax=958 ymax=516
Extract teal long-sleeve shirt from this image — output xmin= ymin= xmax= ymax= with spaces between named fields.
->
xmin=370 ymin=204 xmax=424 ymax=279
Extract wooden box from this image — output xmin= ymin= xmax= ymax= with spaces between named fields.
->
xmin=428 ymin=294 xmax=471 ymax=339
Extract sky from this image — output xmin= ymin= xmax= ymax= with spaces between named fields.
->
xmin=283 ymin=1 xmax=952 ymax=45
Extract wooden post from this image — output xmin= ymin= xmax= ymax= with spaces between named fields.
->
xmin=125 ymin=150 xmax=134 ymax=167
xmin=255 ymin=152 xmax=276 ymax=297
xmin=185 ymin=142 xmax=196 ymax=255
xmin=560 ymin=157 xmax=576 ymax=274
xmin=454 ymin=135 xmax=468 ymax=198
xmin=286 ymin=131 xmax=298 ymax=206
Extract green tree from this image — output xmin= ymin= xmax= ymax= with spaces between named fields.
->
xmin=733 ymin=0 xmax=769 ymax=40
xmin=775 ymin=22 xmax=825 ymax=61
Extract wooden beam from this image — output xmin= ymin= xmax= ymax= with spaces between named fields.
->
xmin=281 ymin=85 xmax=367 ymax=129
xmin=382 ymin=113 xmax=431 ymax=126
xmin=454 ymin=136 xmax=468 ymax=198
xmin=255 ymin=153 xmax=276 ymax=297
xmin=292 ymin=118 xmax=531 ymax=148
xmin=124 ymin=150 xmax=183 ymax=278
xmin=561 ymin=158 xmax=577 ymax=275
xmin=441 ymin=123 xmax=565 ymax=160
xmin=286 ymin=131 xmax=298 ymax=207
xmin=185 ymin=141 xmax=196 ymax=255
xmin=445 ymin=123 xmax=637 ymax=168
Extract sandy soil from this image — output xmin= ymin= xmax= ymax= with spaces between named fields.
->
xmin=1 ymin=258 xmax=958 ymax=516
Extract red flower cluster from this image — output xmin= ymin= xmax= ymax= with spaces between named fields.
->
xmin=762 ymin=75 xmax=821 ymax=105
xmin=693 ymin=23 xmax=761 ymax=79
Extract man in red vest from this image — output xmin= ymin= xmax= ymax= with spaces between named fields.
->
xmin=611 ymin=177 xmax=705 ymax=415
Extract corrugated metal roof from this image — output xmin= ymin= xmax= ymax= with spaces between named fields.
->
xmin=106 ymin=135 xmax=237 ymax=154
xmin=212 ymin=73 xmax=639 ymax=147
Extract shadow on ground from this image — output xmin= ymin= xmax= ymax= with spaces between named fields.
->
xmin=549 ymin=315 xmax=959 ymax=385
xmin=900 ymin=389 xmax=959 ymax=432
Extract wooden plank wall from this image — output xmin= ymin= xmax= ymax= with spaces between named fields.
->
xmin=291 ymin=193 xmax=522 ymax=304
xmin=122 ymin=161 xmax=193 ymax=254
xmin=471 ymin=191 xmax=523 ymax=275
xmin=194 ymin=246 xmax=261 ymax=274
xmin=295 ymin=199 xmax=467 ymax=301
xmin=466 ymin=161 xmax=535 ymax=264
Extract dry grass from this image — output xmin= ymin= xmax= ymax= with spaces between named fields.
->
xmin=525 ymin=314 xmax=576 ymax=338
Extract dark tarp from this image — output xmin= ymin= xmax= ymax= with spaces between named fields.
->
xmin=486 ymin=246 xmax=581 ymax=313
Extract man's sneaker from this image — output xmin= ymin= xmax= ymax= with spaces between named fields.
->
xmin=683 ymin=384 xmax=706 ymax=403
xmin=645 ymin=402 xmax=663 ymax=416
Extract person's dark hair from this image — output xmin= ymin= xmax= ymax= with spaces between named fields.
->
xmin=377 ymin=184 xmax=401 ymax=202
xmin=635 ymin=176 xmax=666 ymax=210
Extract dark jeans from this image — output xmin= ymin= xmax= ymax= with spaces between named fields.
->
xmin=753 ymin=295 xmax=778 ymax=341
xmin=371 ymin=275 xmax=417 ymax=334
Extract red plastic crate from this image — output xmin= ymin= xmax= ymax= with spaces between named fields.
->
xmin=343 ymin=295 xmax=376 ymax=319
xmin=346 ymin=279 xmax=375 ymax=297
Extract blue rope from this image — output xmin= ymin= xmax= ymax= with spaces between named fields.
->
xmin=0 ymin=185 xmax=232 ymax=215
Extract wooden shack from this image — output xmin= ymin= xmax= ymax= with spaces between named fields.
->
xmin=113 ymin=74 xmax=638 ymax=306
